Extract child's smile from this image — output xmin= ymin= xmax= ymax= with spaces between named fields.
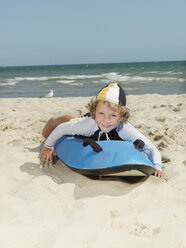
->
xmin=95 ymin=101 xmax=121 ymax=133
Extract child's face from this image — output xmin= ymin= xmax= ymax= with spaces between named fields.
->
xmin=95 ymin=101 xmax=121 ymax=133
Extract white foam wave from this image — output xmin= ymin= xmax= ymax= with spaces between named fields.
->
xmin=102 ymin=73 xmax=130 ymax=82
xmin=141 ymin=71 xmax=184 ymax=76
xmin=91 ymin=79 xmax=109 ymax=84
xmin=70 ymin=83 xmax=84 ymax=86
xmin=142 ymin=71 xmax=160 ymax=74
xmin=159 ymin=71 xmax=183 ymax=75
xmin=56 ymin=80 xmax=75 ymax=84
xmin=103 ymin=73 xmax=185 ymax=83
xmin=0 ymin=81 xmax=17 ymax=86
xmin=12 ymin=74 xmax=103 ymax=81
xmin=1 ymin=72 xmax=184 ymax=88
xmin=58 ymin=75 xmax=103 ymax=80
xmin=125 ymin=88 xmax=140 ymax=91
xmin=0 ymin=74 xmax=104 ymax=87
xmin=15 ymin=76 xmax=51 ymax=81
xmin=101 ymin=72 xmax=118 ymax=77
xmin=0 ymin=78 xmax=20 ymax=86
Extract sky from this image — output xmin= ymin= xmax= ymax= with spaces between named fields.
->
xmin=0 ymin=0 xmax=186 ymax=66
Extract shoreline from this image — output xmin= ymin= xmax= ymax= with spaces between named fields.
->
xmin=1 ymin=92 xmax=186 ymax=98
xmin=0 ymin=94 xmax=186 ymax=247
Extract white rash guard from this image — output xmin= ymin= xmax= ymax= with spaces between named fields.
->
xmin=44 ymin=117 xmax=162 ymax=171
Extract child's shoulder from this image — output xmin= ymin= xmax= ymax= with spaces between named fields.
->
xmin=117 ymin=121 xmax=134 ymax=130
xmin=70 ymin=116 xmax=96 ymax=125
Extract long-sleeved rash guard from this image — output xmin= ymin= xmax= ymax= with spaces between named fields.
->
xmin=44 ymin=117 xmax=162 ymax=171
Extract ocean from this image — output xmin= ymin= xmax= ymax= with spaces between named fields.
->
xmin=0 ymin=61 xmax=185 ymax=98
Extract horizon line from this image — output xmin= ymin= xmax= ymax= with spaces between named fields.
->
xmin=0 ymin=59 xmax=185 ymax=68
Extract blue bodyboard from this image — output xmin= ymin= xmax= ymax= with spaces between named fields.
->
xmin=54 ymin=136 xmax=156 ymax=176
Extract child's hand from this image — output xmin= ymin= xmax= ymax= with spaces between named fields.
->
xmin=39 ymin=146 xmax=54 ymax=167
xmin=154 ymin=169 xmax=166 ymax=179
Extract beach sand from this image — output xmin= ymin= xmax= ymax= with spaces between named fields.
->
xmin=0 ymin=95 xmax=186 ymax=248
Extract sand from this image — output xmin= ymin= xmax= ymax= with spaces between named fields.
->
xmin=0 ymin=95 xmax=186 ymax=248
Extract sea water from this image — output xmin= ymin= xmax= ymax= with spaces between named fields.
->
xmin=0 ymin=61 xmax=185 ymax=98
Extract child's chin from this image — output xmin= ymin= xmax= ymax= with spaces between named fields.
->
xmin=100 ymin=127 xmax=113 ymax=133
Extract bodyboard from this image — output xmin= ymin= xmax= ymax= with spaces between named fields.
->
xmin=54 ymin=136 xmax=156 ymax=176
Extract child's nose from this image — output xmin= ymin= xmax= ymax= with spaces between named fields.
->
xmin=104 ymin=115 xmax=110 ymax=122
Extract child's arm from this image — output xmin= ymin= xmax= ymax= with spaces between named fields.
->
xmin=118 ymin=122 xmax=165 ymax=178
xmin=39 ymin=117 xmax=98 ymax=166
xmin=44 ymin=117 xmax=97 ymax=149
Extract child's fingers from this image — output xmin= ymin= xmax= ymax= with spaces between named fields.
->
xmin=40 ymin=152 xmax=49 ymax=167
xmin=41 ymin=149 xmax=54 ymax=167
xmin=46 ymin=152 xmax=52 ymax=167
xmin=49 ymin=152 xmax=53 ymax=166
xmin=40 ymin=154 xmax=47 ymax=167
xmin=154 ymin=170 xmax=158 ymax=177
xmin=46 ymin=149 xmax=53 ymax=166
xmin=159 ymin=171 xmax=166 ymax=179
xmin=154 ymin=170 xmax=166 ymax=179
xmin=39 ymin=147 xmax=47 ymax=161
xmin=39 ymin=149 xmax=44 ymax=160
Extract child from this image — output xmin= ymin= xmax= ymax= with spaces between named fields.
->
xmin=40 ymin=83 xmax=165 ymax=178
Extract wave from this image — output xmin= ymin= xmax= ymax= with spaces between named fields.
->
xmin=159 ymin=71 xmax=184 ymax=75
xmin=142 ymin=71 xmax=183 ymax=75
xmin=14 ymin=74 xmax=103 ymax=81
xmin=0 ymin=81 xmax=17 ymax=86
xmin=0 ymin=72 xmax=185 ymax=88
xmin=102 ymin=73 xmax=185 ymax=83
xmin=56 ymin=80 xmax=75 ymax=84
xmin=128 ymin=76 xmax=185 ymax=83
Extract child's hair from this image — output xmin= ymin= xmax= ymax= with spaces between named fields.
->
xmin=86 ymin=98 xmax=130 ymax=123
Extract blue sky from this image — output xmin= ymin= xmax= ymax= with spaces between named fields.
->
xmin=0 ymin=0 xmax=186 ymax=66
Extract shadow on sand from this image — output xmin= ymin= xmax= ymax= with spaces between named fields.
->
xmin=20 ymin=157 xmax=147 ymax=199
